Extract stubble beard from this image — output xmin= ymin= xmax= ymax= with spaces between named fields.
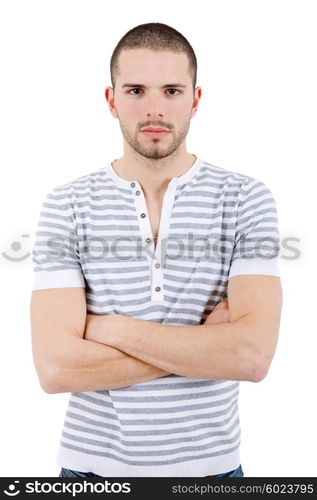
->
xmin=118 ymin=119 xmax=191 ymax=160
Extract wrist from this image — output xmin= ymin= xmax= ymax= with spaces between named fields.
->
xmin=84 ymin=313 xmax=138 ymax=348
xmin=84 ymin=313 xmax=106 ymax=343
xmin=108 ymin=314 xmax=137 ymax=349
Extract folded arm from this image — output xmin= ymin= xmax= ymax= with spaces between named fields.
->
xmin=85 ymin=275 xmax=283 ymax=382
xmin=30 ymin=288 xmax=229 ymax=394
xmin=30 ymin=287 xmax=171 ymax=394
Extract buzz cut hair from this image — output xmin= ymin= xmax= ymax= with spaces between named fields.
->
xmin=110 ymin=22 xmax=197 ymax=91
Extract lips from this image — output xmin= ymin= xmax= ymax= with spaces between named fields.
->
xmin=140 ymin=127 xmax=170 ymax=137
xmin=141 ymin=128 xmax=169 ymax=132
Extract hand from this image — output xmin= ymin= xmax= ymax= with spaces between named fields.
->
xmin=204 ymin=300 xmax=229 ymax=325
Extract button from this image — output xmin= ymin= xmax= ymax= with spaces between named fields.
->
xmin=140 ymin=213 xmax=146 ymax=218
xmin=155 ymin=263 xmax=160 ymax=269
xmin=145 ymin=237 xmax=151 ymax=243
xmin=131 ymin=182 xmax=136 ymax=188
xmin=155 ymin=286 xmax=161 ymax=292
xmin=135 ymin=190 xmax=141 ymax=196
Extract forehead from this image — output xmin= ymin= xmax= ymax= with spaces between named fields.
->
xmin=116 ymin=49 xmax=191 ymax=84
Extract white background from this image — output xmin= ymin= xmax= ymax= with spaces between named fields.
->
xmin=0 ymin=0 xmax=316 ymax=477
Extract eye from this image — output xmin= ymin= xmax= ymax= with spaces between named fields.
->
xmin=127 ymin=88 xmax=181 ymax=96
xmin=166 ymin=89 xmax=181 ymax=95
xmin=128 ymin=88 xmax=143 ymax=95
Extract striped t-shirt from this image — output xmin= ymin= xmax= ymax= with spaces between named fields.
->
xmin=31 ymin=155 xmax=280 ymax=477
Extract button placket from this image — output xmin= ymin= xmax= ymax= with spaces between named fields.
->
xmin=150 ymin=181 xmax=178 ymax=302
xmin=131 ymin=179 xmax=178 ymax=303
xmin=131 ymin=182 xmax=160 ymax=298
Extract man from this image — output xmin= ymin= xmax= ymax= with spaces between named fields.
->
xmin=30 ymin=22 xmax=282 ymax=478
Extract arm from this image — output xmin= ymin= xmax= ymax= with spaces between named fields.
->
xmin=30 ymin=288 xmax=229 ymax=394
xmin=30 ymin=287 xmax=171 ymax=394
xmin=85 ymin=275 xmax=283 ymax=382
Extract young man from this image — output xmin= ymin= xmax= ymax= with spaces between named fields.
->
xmin=30 ymin=23 xmax=282 ymax=478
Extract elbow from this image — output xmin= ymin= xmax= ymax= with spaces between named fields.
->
xmin=38 ymin=365 xmax=68 ymax=394
xmin=41 ymin=382 xmax=58 ymax=394
xmin=247 ymin=364 xmax=268 ymax=383
xmin=246 ymin=352 xmax=272 ymax=383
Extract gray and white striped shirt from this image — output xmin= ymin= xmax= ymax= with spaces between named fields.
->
xmin=32 ymin=156 xmax=280 ymax=476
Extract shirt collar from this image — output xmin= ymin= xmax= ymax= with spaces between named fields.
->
xmin=105 ymin=155 xmax=203 ymax=189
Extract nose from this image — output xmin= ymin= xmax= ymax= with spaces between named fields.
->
xmin=145 ymin=92 xmax=164 ymax=118
xmin=146 ymin=110 xmax=164 ymax=118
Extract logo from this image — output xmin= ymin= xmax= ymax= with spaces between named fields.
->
xmin=3 ymin=481 xmax=20 ymax=496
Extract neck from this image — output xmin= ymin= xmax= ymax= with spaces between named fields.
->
xmin=111 ymin=148 xmax=196 ymax=197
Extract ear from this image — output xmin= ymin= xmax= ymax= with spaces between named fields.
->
xmin=191 ymin=86 xmax=202 ymax=118
xmin=105 ymin=87 xmax=118 ymax=118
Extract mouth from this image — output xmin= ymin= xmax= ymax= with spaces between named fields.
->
xmin=140 ymin=128 xmax=170 ymax=138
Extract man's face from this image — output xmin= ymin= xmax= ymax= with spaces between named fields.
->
xmin=107 ymin=49 xmax=201 ymax=160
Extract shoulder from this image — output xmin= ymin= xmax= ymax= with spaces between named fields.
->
xmin=198 ymin=159 xmax=273 ymax=198
xmin=53 ymin=166 xmax=109 ymax=192
xmin=45 ymin=166 xmax=111 ymax=202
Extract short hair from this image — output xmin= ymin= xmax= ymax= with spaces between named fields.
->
xmin=110 ymin=23 xmax=197 ymax=91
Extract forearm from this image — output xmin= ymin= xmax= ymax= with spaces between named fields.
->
xmin=93 ymin=314 xmax=261 ymax=382
xmin=57 ymin=304 xmax=229 ymax=394
xmin=50 ymin=336 xmax=171 ymax=394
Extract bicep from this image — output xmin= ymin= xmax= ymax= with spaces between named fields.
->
xmin=30 ymin=287 xmax=86 ymax=387
xmin=227 ymin=274 xmax=283 ymax=364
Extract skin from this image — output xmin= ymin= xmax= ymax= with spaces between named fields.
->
xmin=105 ymin=48 xmax=202 ymax=198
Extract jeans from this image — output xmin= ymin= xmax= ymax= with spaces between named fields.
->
xmin=59 ymin=464 xmax=244 ymax=478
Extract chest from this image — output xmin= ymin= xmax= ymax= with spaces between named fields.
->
xmin=143 ymin=195 xmax=164 ymax=249
xmin=78 ymin=182 xmax=236 ymax=317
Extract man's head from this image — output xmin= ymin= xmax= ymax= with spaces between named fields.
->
xmin=110 ymin=23 xmax=197 ymax=91
xmin=106 ymin=23 xmax=201 ymax=161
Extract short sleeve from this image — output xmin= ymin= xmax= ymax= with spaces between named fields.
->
xmin=31 ymin=187 xmax=86 ymax=290
xmin=228 ymin=177 xmax=280 ymax=279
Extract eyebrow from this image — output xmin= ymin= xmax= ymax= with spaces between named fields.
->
xmin=121 ymin=83 xmax=187 ymax=89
